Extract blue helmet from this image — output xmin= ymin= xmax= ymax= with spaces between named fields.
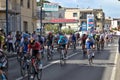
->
xmin=60 ymin=35 xmax=64 ymax=39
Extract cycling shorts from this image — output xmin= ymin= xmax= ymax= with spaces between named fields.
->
xmin=59 ymin=44 xmax=66 ymax=49
xmin=32 ymin=50 xmax=40 ymax=57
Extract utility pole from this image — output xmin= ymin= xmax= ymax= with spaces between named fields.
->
xmin=6 ymin=0 xmax=9 ymax=35
xmin=40 ymin=0 xmax=43 ymax=35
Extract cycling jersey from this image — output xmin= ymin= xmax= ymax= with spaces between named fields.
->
xmin=58 ymin=35 xmax=67 ymax=45
xmin=28 ymin=41 xmax=41 ymax=51
xmin=20 ymin=41 xmax=29 ymax=53
xmin=86 ymin=38 xmax=93 ymax=49
xmin=72 ymin=34 xmax=76 ymax=42
xmin=0 ymin=36 xmax=4 ymax=44
xmin=47 ymin=35 xmax=54 ymax=46
xmin=28 ymin=41 xmax=41 ymax=57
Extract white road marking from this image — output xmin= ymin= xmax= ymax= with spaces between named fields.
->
xmin=110 ymin=46 xmax=119 ymax=80
xmin=108 ymin=44 xmax=118 ymax=47
xmin=16 ymin=52 xmax=79 ymax=80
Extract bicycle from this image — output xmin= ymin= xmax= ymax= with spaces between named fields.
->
xmin=100 ymin=40 xmax=104 ymax=50
xmin=58 ymin=45 xmax=66 ymax=66
xmin=28 ymin=56 xmax=42 ymax=80
xmin=0 ymin=70 xmax=8 ymax=80
xmin=47 ymin=45 xmax=54 ymax=61
xmin=72 ymin=41 xmax=76 ymax=52
xmin=0 ymin=50 xmax=8 ymax=80
xmin=87 ymin=49 xmax=93 ymax=66
xmin=19 ymin=53 xmax=31 ymax=77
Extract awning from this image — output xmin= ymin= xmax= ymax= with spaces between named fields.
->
xmin=38 ymin=19 xmax=79 ymax=24
xmin=50 ymin=19 xmax=79 ymax=23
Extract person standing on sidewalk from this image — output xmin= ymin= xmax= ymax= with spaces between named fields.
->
xmin=7 ymin=32 xmax=14 ymax=53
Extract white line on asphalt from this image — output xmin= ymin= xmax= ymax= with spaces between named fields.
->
xmin=16 ymin=52 xmax=79 ymax=80
xmin=110 ymin=46 xmax=119 ymax=80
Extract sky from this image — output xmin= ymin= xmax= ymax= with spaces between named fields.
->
xmin=37 ymin=0 xmax=120 ymax=18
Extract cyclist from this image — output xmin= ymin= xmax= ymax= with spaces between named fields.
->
xmin=0 ymin=49 xmax=7 ymax=80
xmin=85 ymin=36 xmax=94 ymax=64
xmin=19 ymin=37 xmax=29 ymax=59
xmin=99 ymin=33 xmax=105 ymax=50
xmin=95 ymin=34 xmax=100 ymax=51
xmin=38 ymin=35 xmax=45 ymax=58
xmin=46 ymin=32 xmax=54 ymax=59
xmin=46 ymin=32 xmax=54 ymax=47
xmin=28 ymin=38 xmax=42 ymax=70
xmin=81 ymin=34 xmax=87 ymax=57
xmin=58 ymin=33 xmax=68 ymax=58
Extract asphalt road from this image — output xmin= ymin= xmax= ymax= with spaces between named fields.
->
xmin=8 ymin=40 xmax=118 ymax=80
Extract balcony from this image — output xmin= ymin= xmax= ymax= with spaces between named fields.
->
xmin=0 ymin=1 xmax=20 ymax=14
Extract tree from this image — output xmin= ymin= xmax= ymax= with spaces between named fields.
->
xmin=37 ymin=0 xmax=50 ymax=6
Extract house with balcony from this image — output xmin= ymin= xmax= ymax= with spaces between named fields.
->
xmin=80 ymin=9 xmax=105 ymax=32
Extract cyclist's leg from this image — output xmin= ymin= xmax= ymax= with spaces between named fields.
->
xmin=82 ymin=44 xmax=86 ymax=57
xmin=62 ymin=44 xmax=66 ymax=59
xmin=87 ymin=49 xmax=92 ymax=64
xmin=36 ymin=51 xmax=42 ymax=70
xmin=87 ymin=49 xmax=90 ymax=61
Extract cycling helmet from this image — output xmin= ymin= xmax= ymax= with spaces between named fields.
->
xmin=49 ymin=32 xmax=52 ymax=35
xmin=29 ymin=38 xmax=35 ymax=45
xmin=60 ymin=35 xmax=64 ymax=39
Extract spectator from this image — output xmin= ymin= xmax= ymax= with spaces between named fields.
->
xmin=7 ymin=32 xmax=14 ymax=53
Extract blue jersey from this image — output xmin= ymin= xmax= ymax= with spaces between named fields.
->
xmin=58 ymin=35 xmax=67 ymax=45
xmin=72 ymin=34 xmax=76 ymax=41
xmin=85 ymin=41 xmax=92 ymax=49
xmin=20 ymin=41 xmax=29 ymax=53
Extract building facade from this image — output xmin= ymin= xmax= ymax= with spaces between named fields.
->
xmin=64 ymin=8 xmax=80 ymax=31
xmin=64 ymin=8 xmax=105 ymax=32
xmin=80 ymin=9 xmax=105 ymax=32
xmin=111 ymin=18 xmax=120 ymax=30
xmin=104 ymin=17 xmax=112 ymax=31
xmin=0 ymin=0 xmax=37 ymax=33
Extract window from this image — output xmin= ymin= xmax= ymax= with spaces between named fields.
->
xmin=27 ymin=0 xmax=30 ymax=8
xmin=20 ymin=0 xmax=23 ymax=6
xmin=73 ymin=13 xmax=77 ymax=17
xmin=23 ymin=21 xmax=28 ymax=32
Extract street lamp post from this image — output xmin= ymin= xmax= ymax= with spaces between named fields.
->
xmin=40 ymin=0 xmax=43 ymax=35
xmin=6 ymin=0 xmax=9 ymax=35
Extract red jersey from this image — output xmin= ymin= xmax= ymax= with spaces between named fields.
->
xmin=28 ymin=41 xmax=41 ymax=51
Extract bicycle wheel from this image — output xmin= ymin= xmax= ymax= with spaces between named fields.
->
xmin=17 ymin=52 xmax=22 ymax=62
xmin=60 ymin=50 xmax=65 ymax=66
xmin=28 ymin=64 xmax=35 ymax=80
xmin=0 ymin=72 xmax=8 ymax=80
xmin=37 ymin=69 xmax=42 ymax=80
xmin=20 ymin=61 xmax=27 ymax=76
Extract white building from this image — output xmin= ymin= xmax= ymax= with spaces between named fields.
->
xmin=111 ymin=18 xmax=120 ymax=28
